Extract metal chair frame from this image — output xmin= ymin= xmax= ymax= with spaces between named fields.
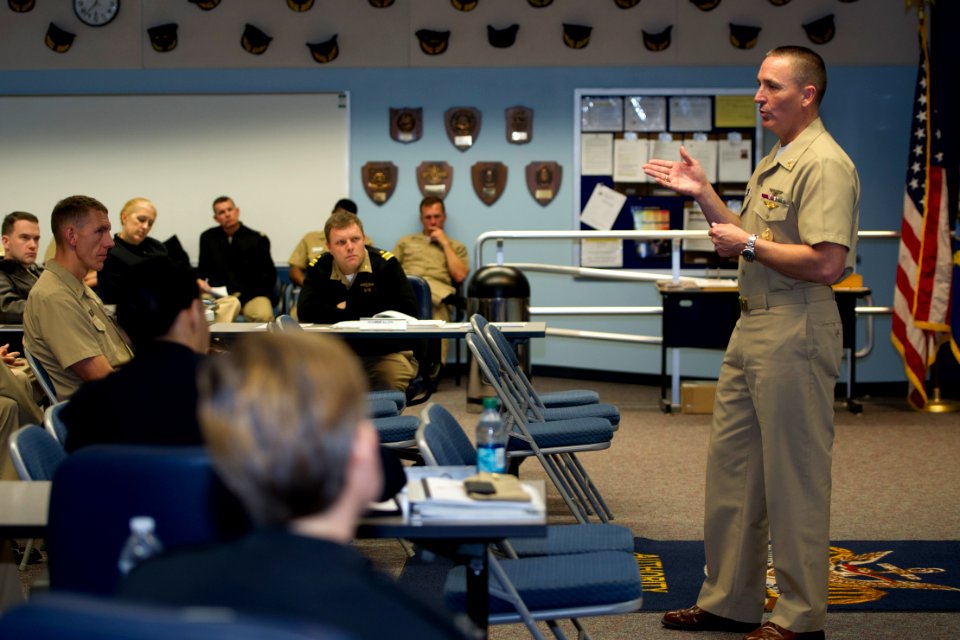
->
xmin=466 ymin=333 xmax=613 ymax=524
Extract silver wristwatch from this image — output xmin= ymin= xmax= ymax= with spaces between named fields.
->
xmin=741 ymin=234 xmax=758 ymax=262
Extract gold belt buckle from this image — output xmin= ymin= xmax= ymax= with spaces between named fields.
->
xmin=738 ymin=297 xmax=749 ymax=312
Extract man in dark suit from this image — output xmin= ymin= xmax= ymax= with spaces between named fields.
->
xmin=197 ymin=196 xmax=277 ymax=323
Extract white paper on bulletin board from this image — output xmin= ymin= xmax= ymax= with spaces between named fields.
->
xmin=580 ymin=239 xmax=623 ymax=267
xmin=580 ymin=183 xmax=627 ymax=231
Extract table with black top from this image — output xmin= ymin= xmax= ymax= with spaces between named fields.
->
xmin=657 ymin=284 xmax=870 ymax=414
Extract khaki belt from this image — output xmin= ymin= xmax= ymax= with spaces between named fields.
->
xmin=738 ymin=287 xmax=834 ymax=312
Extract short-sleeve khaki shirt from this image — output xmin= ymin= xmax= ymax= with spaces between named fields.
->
xmin=738 ymin=118 xmax=860 ymax=298
xmin=23 ymin=260 xmax=133 ymax=399
xmin=392 ymin=233 xmax=468 ymax=304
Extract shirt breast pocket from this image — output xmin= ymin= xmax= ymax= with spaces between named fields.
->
xmin=91 ymin=316 xmax=108 ymax=333
xmin=754 ymin=202 xmax=789 ymax=224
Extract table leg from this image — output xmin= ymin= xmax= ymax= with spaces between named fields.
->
xmin=465 ymin=550 xmax=489 ymax=635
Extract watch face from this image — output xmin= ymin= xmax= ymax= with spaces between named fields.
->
xmin=74 ymin=0 xmax=119 ymax=27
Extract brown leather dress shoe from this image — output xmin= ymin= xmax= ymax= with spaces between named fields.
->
xmin=661 ymin=605 xmax=759 ymax=632
xmin=742 ymin=621 xmax=825 ymax=639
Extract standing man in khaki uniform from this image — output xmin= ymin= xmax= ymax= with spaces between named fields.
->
xmin=644 ymin=46 xmax=859 ymax=640
xmin=24 ymin=196 xmax=133 ymax=400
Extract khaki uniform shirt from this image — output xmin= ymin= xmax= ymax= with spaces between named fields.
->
xmin=392 ymin=233 xmax=468 ymax=305
xmin=288 ymin=231 xmax=375 ymax=269
xmin=738 ymin=117 xmax=860 ymax=297
xmin=23 ymin=260 xmax=133 ymax=400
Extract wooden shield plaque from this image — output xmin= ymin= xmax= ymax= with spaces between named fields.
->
xmin=471 ymin=162 xmax=507 ymax=206
xmin=505 ymin=106 xmax=533 ymax=144
xmin=445 ymin=107 xmax=481 ymax=151
xmin=390 ymin=107 xmax=422 ymax=143
xmin=525 ymin=161 xmax=561 ymax=206
xmin=361 ymin=161 xmax=397 ymax=206
xmin=416 ymin=161 xmax=453 ymax=199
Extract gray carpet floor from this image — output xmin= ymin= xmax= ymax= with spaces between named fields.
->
xmin=374 ymin=375 xmax=960 ymax=640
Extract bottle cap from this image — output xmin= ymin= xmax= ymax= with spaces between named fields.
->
xmin=130 ymin=516 xmax=156 ymax=534
xmin=482 ymin=397 xmax=500 ymax=410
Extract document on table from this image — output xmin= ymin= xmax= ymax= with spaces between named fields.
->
xmin=407 ymin=476 xmax=545 ymax=521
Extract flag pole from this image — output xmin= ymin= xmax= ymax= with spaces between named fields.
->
xmin=924 ymin=354 xmax=960 ymax=413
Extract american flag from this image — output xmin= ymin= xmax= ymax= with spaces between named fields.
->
xmin=891 ymin=17 xmax=953 ymax=410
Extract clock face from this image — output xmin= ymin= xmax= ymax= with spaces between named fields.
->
xmin=74 ymin=0 xmax=120 ymax=27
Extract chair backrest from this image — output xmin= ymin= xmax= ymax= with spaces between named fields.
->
xmin=0 ymin=594 xmax=349 ymax=640
xmin=44 ymin=400 xmax=69 ymax=445
xmin=23 ymin=346 xmax=59 ymax=405
xmin=465 ymin=334 xmax=528 ymax=435
xmin=48 ymin=445 xmax=250 ymax=595
xmin=270 ymin=314 xmax=302 ymax=333
xmin=416 ymin=403 xmax=477 ymax=467
xmin=9 ymin=424 xmax=67 ymax=480
xmin=482 ymin=322 xmax=546 ymax=419
xmin=406 ymin=275 xmax=432 ymax=321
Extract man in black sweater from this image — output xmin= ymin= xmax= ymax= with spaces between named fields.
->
xmin=297 ymin=211 xmax=419 ymax=392
xmin=197 ymin=196 xmax=277 ymax=323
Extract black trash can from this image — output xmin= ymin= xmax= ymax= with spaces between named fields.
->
xmin=466 ymin=265 xmax=530 ymax=411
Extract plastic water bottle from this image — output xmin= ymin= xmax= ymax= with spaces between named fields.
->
xmin=118 ymin=516 xmax=164 ymax=575
xmin=476 ymin=397 xmax=506 ymax=473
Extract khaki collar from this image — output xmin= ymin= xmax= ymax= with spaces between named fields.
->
xmin=770 ymin=117 xmax=826 ymax=172
xmin=45 ymin=259 xmax=90 ymax=300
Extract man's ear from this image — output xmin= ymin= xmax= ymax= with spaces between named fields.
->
xmin=62 ymin=224 xmax=79 ymax=248
xmin=801 ymin=84 xmax=816 ymax=108
xmin=1 ymin=235 xmax=10 ymax=252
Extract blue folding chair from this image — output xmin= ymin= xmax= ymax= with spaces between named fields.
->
xmin=0 ymin=593 xmax=350 ymax=640
xmin=476 ymin=317 xmax=621 ymax=429
xmin=23 ymin=345 xmax=59 ymax=405
xmin=466 ymin=333 xmax=615 ymax=523
xmin=47 ymin=446 xmax=250 ymax=595
xmin=44 ymin=400 xmax=69 ymax=445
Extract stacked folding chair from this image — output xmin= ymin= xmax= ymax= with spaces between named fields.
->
xmin=465 ymin=320 xmax=616 ymax=524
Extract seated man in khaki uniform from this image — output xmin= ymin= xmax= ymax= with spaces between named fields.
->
xmin=392 ymin=196 xmax=469 ymax=363
xmin=392 ymin=197 xmax=469 ymax=321
xmin=24 ymin=195 xmax=133 ymax=400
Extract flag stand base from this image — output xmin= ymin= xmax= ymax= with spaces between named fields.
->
xmin=924 ymin=387 xmax=960 ymax=414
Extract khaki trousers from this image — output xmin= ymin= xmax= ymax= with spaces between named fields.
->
xmin=361 ymin=352 xmax=418 ymax=393
xmin=696 ymin=298 xmax=841 ymax=632
xmin=0 ymin=364 xmax=44 ymax=480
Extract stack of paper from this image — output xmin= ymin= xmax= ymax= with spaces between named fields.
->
xmin=407 ymin=476 xmax=545 ymax=522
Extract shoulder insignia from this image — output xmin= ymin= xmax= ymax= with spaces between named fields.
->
xmin=308 ymin=255 xmax=320 ymax=267
xmin=379 ymin=250 xmax=396 ymax=261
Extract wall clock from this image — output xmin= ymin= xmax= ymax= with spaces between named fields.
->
xmin=74 ymin=0 xmax=120 ymax=27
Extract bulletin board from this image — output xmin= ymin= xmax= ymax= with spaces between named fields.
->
xmin=573 ymin=88 xmax=763 ymax=272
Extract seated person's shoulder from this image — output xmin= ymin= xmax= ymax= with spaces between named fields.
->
xmin=374 ymin=248 xmax=399 ymax=263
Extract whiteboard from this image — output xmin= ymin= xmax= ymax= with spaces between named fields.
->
xmin=0 ymin=93 xmax=349 ymax=265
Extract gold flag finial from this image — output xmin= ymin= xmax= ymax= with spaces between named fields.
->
xmin=905 ymin=0 xmax=933 ymax=20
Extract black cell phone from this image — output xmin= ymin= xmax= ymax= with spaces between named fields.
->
xmin=464 ymin=480 xmax=496 ymax=495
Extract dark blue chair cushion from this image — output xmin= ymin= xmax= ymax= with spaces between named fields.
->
xmin=444 ymin=550 xmax=642 ymax=614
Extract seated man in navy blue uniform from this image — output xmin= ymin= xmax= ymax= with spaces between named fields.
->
xmin=117 ymin=332 xmax=470 ymax=640
xmin=297 ymin=211 xmax=419 ymax=392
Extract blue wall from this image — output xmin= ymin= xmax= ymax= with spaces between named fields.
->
xmin=0 ymin=64 xmax=914 ymax=382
